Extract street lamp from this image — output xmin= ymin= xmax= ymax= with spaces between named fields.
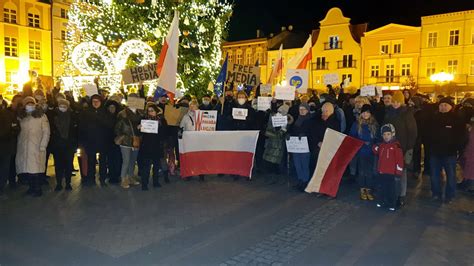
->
xmin=430 ymin=71 xmax=455 ymax=102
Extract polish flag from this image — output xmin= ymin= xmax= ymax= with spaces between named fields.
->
xmin=179 ymin=131 xmax=259 ymax=178
xmin=156 ymin=11 xmax=179 ymax=98
xmin=267 ymin=44 xmax=283 ymax=84
xmin=305 ymin=129 xmax=363 ymax=197
xmin=287 ymin=35 xmax=313 ymax=69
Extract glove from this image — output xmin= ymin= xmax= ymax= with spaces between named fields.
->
xmin=404 ymin=149 xmax=413 ymax=165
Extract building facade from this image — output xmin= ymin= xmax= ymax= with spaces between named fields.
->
xmin=0 ymin=0 xmax=53 ymax=94
xmin=310 ymin=8 xmax=367 ymax=90
xmin=418 ymin=10 xmax=474 ymax=94
xmin=361 ymin=23 xmax=421 ymax=90
xmin=52 ymin=0 xmax=70 ymax=78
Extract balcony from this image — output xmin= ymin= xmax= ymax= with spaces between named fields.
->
xmin=376 ymin=76 xmax=401 ymax=84
xmin=312 ymin=62 xmax=329 ymax=70
xmin=337 ymin=60 xmax=357 ymax=69
xmin=324 ymin=41 xmax=342 ymax=50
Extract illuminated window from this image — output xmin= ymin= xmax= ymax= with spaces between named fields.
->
xmin=245 ymin=48 xmax=252 ymax=65
xmin=4 ymin=37 xmax=18 ymax=57
xmin=60 ymin=8 xmax=68 ymax=19
xmin=385 ymin=64 xmax=395 ymax=82
xmin=29 ymin=41 xmax=41 ymax=60
xmin=428 ymin=32 xmax=437 ymax=48
xmin=3 ymin=8 xmax=17 ymax=23
xmin=381 ymin=44 xmax=389 ymax=55
xmin=447 ymin=60 xmax=458 ymax=74
xmin=28 ymin=12 xmax=40 ymax=28
xmin=61 ymin=30 xmax=66 ymax=40
xmin=401 ymin=64 xmax=411 ymax=76
xmin=236 ymin=49 xmax=243 ymax=64
xmin=256 ymin=47 xmax=263 ymax=65
xmin=449 ymin=30 xmax=459 ymax=46
xmin=470 ymin=60 xmax=474 ymax=76
xmin=370 ymin=65 xmax=379 ymax=77
xmin=426 ymin=62 xmax=436 ymax=77
xmin=393 ymin=43 xmax=402 ymax=54
xmin=227 ymin=50 xmax=233 ymax=63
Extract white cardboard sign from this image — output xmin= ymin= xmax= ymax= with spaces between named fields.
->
xmin=140 ymin=120 xmax=158 ymax=134
xmin=260 ymin=84 xmax=272 ymax=96
xmin=286 ymin=137 xmax=310 ymax=153
xmin=360 ymin=85 xmax=376 ymax=96
xmin=323 ymin=73 xmax=340 ymax=86
xmin=127 ymin=97 xmax=146 ymax=110
xmin=287 ymin=69 xmax=309 ymax=93
xmin=274 ymin=85 xmax=296 ymax=101
xmin=232 ymin=108 xmax=248 ymax=120
xmin=257 ymin=97 xmax=272 ymax=111
xmin=194 ymin=110 xmax=217 ymax=131
xmin=82 ymin=83 xmax=98 ymax=96
xmin=271 ymin=114 xmax=288 ymax=127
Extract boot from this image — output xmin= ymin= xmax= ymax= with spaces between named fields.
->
xmin=99 ymin=177 xmax=107 ymax=187
xmin=366 ymin=189 xmax=375 ymax=201
xmin=163 ymin=171 xmax=170 ymax=184
xmin=55 ymin=177 xmax=63 ymax=191
xmin=65 ymin=176 xmax=72 ymax=190
xmin=32 ymin=175 xmax=42 ymax=197
xmin=152 ymin=176 xmax=161 ymax=187
xmin=25 ymin=176 xmax=34 ymax=195
xmin=129 ymin=176 xmax=140 ymax=186
xmin=360 ymin=188 xmax=368 ymax=200
xmin=141 ymin=183 xmax=148 ymax=191
xmin=121 ymin=177 xmax=130 ymax=189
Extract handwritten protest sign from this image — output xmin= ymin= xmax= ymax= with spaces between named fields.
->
xmin=121 ymin=63 xmax=158 ymax=85
xmin=323 ymin=73 xmax=340 ymax=86
xmin=286 ymin=137 xmax=310 ymax=153
xmin=226 ymin=63 xmax=260 ymax=86
xmin=287 ymin=69 xmax=309 ymax=93
xmin=194 ymin=110 xmax=217 ymax=131
xmin=232 ymin=108 xmax=248 ymax=120
xmin=360 ymin=85 xmax=376 ymax=96
xmin=275 ymin=85 xmax=296 ymax=100
xmin=272 ymin=114 xmax=288 ymax=127
xmin=140 ymin=120 xmax=158 ymax=134
xmin=257 ymin=97 xmax=272 ymax=111
xmin=165 ymin=105 xmax=188 ymax=126
xmin=260 ymin=84 xmax=272 ymax=96
xmin=82 ymin=83 xmax=98 ymax=96
xmin=127 ymin=97 xmax=146 ymax=110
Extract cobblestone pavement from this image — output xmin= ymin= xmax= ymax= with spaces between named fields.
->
xmin=1 ymin=164 xmax=473 ymax=265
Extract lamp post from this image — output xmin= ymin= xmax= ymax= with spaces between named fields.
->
xmin=430 ymin=71 xmax=454 ymax=102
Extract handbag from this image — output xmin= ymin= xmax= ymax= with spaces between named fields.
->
xmin=128 ymin=119 xmax=141 ymax=149
xmin=114 ymin=135 xmax=125 ymax=146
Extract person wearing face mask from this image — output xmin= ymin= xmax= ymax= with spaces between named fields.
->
xmin=199 ymin=94 xmax=214 ymax=111
xmin=50 ymin=99 xmax=78 ymax=191
xmin=115 ymin=95 xmax=143 ymax=189
xmin=16 ymin=96 xmax=50 ymax=197
xmin=230 ymin=91 xmax=256 ymax=131
xmin=215 ymin=88 xmax=236 ymax=131
xmin=78 ymin=94 xmax=112 ymax=186
xmin=179 ymin=100 xmax=205 ymax=181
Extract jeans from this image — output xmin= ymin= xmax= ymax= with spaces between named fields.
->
xmin=0 ymin=154 xmax=11 ymax=193
xmin=355 ymin=154 xmax=375 ymax=189
xmin=293 ymin=152 xmax=311 ymax=182
xmin=53 ymin=147 xmax=75 ymax=186
xmin=430 ymin=154 xmax=457 ymax=199
xmin=120 ymin=146 xmax=139 ymax=178
xmin=376 ymin=174 xmax=397 ymax=208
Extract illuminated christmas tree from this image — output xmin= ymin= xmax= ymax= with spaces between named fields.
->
xmin=63 ymin=0 xmax=232 ymax=97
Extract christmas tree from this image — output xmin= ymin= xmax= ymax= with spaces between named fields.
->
xmin=63 ymin=0 xmax=233 ymax=97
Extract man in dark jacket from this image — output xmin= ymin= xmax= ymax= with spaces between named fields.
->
xmin=229 ymin=91 xmax=256 ymax=131
xmin=383 ymin=91 xmax=417 ymax=206
xmin=103 ymin=100 xmax=123 ymax=184
xmin=0 ymin=98 xmax=20 ymax=198
xmin=199 ymin=93 xmax=215 ymax=111
xmin=428 ymin=97 xmax=466 ymax=203
xmin=78 ymin=94 xmax=113 ymax=186
xmin=6 ymin=95 xmax=22 ymax=187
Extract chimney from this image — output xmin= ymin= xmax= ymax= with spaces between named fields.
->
xmin=256 ymin=29 xmax=260 ymax=38
xmin=281 ymin=26 xmax=286 ymax=32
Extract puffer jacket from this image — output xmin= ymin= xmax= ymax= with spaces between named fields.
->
xmin=115 ymin=108 xmax=142 ymax=147
xmin=263 ymin=117 xmax=287 ymax=164
xmin=16 ymin=107 xmax=50 ymax=174
xmin=373 ymin=140 xmax=404 ymax=176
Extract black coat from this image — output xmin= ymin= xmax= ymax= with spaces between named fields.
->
xmin=79 ymin=107 xmax=113 ymax=151
xmin=383 ymin=106 xmax=417 ymax=153
xmin=310 ymin=114 xmax=341 ymax=149
xmin=49 ymin=109 xmax=79 ymax=151
xmin=139 ymin=116 xmax=166 ymax=160
xmin=0 ymin=108 xmax=19 ymax=155
xmin=428 ymin=111 xmax=467 ymax=156
xmin=228 ymin=102 xmax=256 ymax=130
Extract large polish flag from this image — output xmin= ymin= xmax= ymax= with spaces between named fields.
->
xmin=179 ymin=131 xmax=260 ymax=178
xmin=305 ymin=129 xmax=363 ymax=197
xmin=156 ymin=11 xmax=179 ymax=97
xmin=287 ymin=35 xmax=313 ymax=69
xmin=267 ymin=44 xmax=283 ymax=84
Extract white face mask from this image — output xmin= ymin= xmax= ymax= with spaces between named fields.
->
xmin=26 ymin=105 xmax=35 ymax=113
xmin=130 ymin=108 xmax=137 ymax=113
xmin=59 ymin=106 xmax=68 ymax=112
xmin=238 ymin=98 xmax=246 ymax=105
xmin=202 ymin=100 xmax=210 ymax=106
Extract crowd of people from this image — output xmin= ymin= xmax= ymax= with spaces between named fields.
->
xmin=0 ymin=82 xmax=473 ymax=211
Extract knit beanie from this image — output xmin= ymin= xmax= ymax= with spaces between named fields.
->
xmin=392 ymin=91 xmax=405 ymax=104
xmin=438 ymin=97 xmax=454 ymax=107
xmin=360 ymin=104 xmax=372 ymax=114
xmin=22 ymin=96 xmax=36 ymax=106
xmin=57 ymin=98 xmax=70 ymax=107
xmin=299 ymin=102 xmax=310 ymax=112
xmin=381 ymin=123 xmax=396 ymax=136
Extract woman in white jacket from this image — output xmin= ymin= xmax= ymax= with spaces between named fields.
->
xmin=179 ymin=100 xmax=204 ymax=181
xmin=16 ymin=96 xmax=50 ymax=197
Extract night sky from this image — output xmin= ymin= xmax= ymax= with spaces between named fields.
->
xmin=226 ymin=0 xmax=474 ymax=41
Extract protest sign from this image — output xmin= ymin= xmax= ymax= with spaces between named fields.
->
xmin=226 ymin=63 xmax=260 ymax=86
xmin=121 ymin=63 xmax=158 ymax=85
xmin=287 ymin=69 xmax=309 ymax=93
xmin=286 ymin=137 xmax=310 ymax=153
xmin=271 ymin=114 xmax=288 ymax=127
xmin=360 ymin=85 xmax=376 ymax=96
xmin=275 ymin=85 xmax=296 ymax=100
xmin=376 ymin=86 xmax=383 ymax=96
xmin=165 ymin=105 xmax=188 ymax=126
xmin=323 ymin=73 xmax=340 ymax=86
xmin=82 ymin=83 xmax=98 ymax=96
xmin=127 ymin=97 xmax=146 ymax=110
xmin=140 ymin=120 xmax=158 ymax=134
xmin=194 ymin=110 xmax=217 ymax=131
xmin=257 ymin=97 xmax=272 ymax=111
xmin=260 ymin=84 xmax=272 ymax=96
xmin=232 ymin=108 xmax=248 ymax=120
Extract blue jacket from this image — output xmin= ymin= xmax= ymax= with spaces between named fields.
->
xmin=349 ymin=123 xmax=378 ymax=156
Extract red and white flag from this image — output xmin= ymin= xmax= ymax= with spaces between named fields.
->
xmin=156 ymin=11 xmax=179 ymax=97
xmin=305 ymin=128 xmax=363 ymax=197
xmin=179 ymin=131 xmax=259 ymax=178
xmin=287 ymin=34 xmax=312 ymax=69
xmin=267 ymin=44 xmax=283 ymax=84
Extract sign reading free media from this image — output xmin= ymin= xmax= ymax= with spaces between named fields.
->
xmin=226 ymin=63 xmax=260 ymax=86
xmin=121 ymin=62 xmax=159 ymax=85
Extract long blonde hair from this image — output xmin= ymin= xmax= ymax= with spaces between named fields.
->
xmin=357 ymin=114 xmax=378 ymax=138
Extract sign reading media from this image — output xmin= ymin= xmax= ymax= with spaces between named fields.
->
xmin=121 ymin=62 xmax=159 ymax=85
xmin=226 ymin=63 xmax=260 ymax=86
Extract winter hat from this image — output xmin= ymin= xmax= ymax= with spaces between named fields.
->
xmin=438 ymin=97 xmax=454 ymax=107
xmin=57 ymin=98 xmax=70 ymax=108
xmin=278 ymin=104 xmax=290 ymax=116
xmin=392 ymin=91 xmax=405 ymax=104
xmin=108 ymin=94 xmax=122 ymax=104
xmin=146 ymin=102 xmax=163 ymax=115
xmin=299 ymin=102 xmax=310 ymax=112
xmin=360 ymin=104 xmax=372 ymax=114
xmin=381 ymin=123 xmax=396 ymax=136
xmin=22 ymin=96 xmax=36 ymax=106
xmin=90 ymin=94 xmax=102 ymax=101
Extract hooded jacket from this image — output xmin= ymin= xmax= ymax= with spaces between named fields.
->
xmin=373 ymin=140 xmax=404 ymax=176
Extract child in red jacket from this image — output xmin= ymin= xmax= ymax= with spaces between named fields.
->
xmin=373 ymin=124 xmax=404 ymax=211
